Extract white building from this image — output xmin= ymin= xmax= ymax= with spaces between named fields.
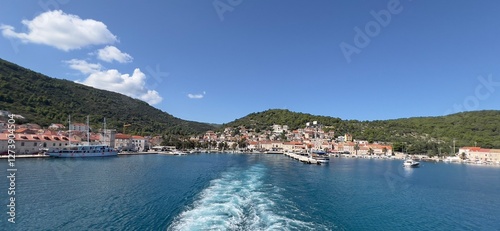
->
xmin=114 ymin=133 xmax=133 ymax=151
xmin=69 ymin=123 xmax=89 ymax=132
xmin=131 ymin=135 xmax=147 ymax=152
xmin=100 ymin=129 xmax=116 ymax=148
xmin=272 ymin=125 xmax=289 ymax=134
xmin=48 ymin=123 xmax=65 ymax=130
xmin=0 ymin=133 xmax=75 ymax=155
xmin=459 ymin=147 xmax=500 ymax=163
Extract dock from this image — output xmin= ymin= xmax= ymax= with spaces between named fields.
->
xmin=118 ymin=152 xmax=158 ymax=156
xmin=284 ymin=152 xmax=320 ymax=165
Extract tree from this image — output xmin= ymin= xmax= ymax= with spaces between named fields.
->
xmin=280 ymin=130 xmax=287 ymax=141
xmin=460 ymin=152 xmax=467 ymax=160
xmin=232 ymin=129 xmax=240 ymax=137
xmin=238 ymin=138 xmax=248 ymax=149
xmin=218 ymin=142 xmax=228 ymax=151
xmin=231 ymin=142 xmax=238 ymax=150
xmin=393 ymin=142 xmax=404 ymax=152
xmin=427 ymin=149 xmax=435 ymax=158
xmin=218 ymin=142 xmax=225 ymax=150
xmin=354 ymin=143 xmax=360 ymax=155
xmin=368 ymin=148 xmax=374 ymax=155
xmin=382 ymin=147 xmax=388 ymax=156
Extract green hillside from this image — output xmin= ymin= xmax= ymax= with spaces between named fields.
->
xmin=223 ymin=109 xmax=500 ymax=154
xmin=0 ymin=58 xmax=214 ymax=135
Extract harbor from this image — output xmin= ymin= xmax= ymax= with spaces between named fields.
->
xmin=3 ymin=153 xmax=499 ymax=230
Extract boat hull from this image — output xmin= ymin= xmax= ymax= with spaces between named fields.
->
xmin=315 ymin=158 xmax=330 ymax=163
xmin=48 ymin=151 xmax=117 ymax=158
xmin=403 ymin=163 xmax=420 ymax=167
xmin=48 ymin=145 xmax=118 ymax=158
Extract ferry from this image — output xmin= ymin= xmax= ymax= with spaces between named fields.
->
xmin=48 ymin=145 xmax=117 ymax=158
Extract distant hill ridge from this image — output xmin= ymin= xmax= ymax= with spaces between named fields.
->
xmin=2 ymin=58 xmax=499 ymax=153
xmin=0 ymin=58 xmax=215 ymax=135
xmin=223 ymin=109 xmax=500 ymax=153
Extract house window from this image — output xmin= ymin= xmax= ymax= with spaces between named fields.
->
xmin=21 ymin=142 xmax=25 ymax=146
xmin=53 ymin=143 xmax=55 ymax=146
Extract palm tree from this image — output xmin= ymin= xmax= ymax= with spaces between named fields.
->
xmin=460 ymin=152 xmax=467 ymax=160
xmin=354 ymin=143 xmax=360 ymax=155
xmin=382 ymin=147 xmax=388 ymax=156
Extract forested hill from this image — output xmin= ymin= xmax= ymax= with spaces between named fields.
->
xmin=223 ymin=109 xmax=500 ymax=153
xmin=0 ymin=58 xmax=215 ymax=135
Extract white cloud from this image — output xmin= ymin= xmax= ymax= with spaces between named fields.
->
xmin=188 ymin=91 xmax=206 ymax=99
xmin=64 ymin=59 xmax=102 ymax=74
xmin=1 ymin=10 xmax=117 ymax=51
xmin=96 ymin=46 xmax=133 ymax=63
xmin=71 ymin=65 xmax=162 ymax=105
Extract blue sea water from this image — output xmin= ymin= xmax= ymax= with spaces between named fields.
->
xmin=1 ymin=154 xmax=499 ymax=230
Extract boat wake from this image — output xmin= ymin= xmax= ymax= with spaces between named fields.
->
xmin=168 ymin=164 xmax=325 ymax=231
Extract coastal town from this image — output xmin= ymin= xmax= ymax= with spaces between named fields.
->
xmin=1 ymin=110 xmax=499 ymax=166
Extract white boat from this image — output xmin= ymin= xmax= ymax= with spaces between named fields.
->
xmin=48 ymin=145 xmax=117 ymax=157
xmin=314 ymin=156 xmax=329 ymax=163
xmin=48 ymin=116 xmax=118 ymax=158
xmin=158 ymin=150 xmax=187 ymax=155
xmin=312 ymin=150 xmax=329 ymax=163
xmin=173 ymin=150 xmax=187 ymax=155
xmin=403 ymin=159 xmax=420 ymax=167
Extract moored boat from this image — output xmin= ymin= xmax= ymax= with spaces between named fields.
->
xmin=312 ymin=150 xmax=330 ymax=163
xmin=48 ymin=145 xmax=117 ymax=157
xmin=48 ymin=115 xmax=117 ymax=158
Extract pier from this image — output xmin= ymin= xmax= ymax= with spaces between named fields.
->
xmin=284 ymin=152 xmax=320 ymax=165
xmin=118 ymin=151 xmax=159 ymax=156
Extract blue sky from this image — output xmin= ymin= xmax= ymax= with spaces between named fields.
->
xmin=1 ymin=0 xmax=500 ymax=124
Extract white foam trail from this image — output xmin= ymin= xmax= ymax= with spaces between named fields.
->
xmin=168 ymin=165 xmax=323 ymax=231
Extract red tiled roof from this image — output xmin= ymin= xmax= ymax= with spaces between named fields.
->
xmin=15 ymin=128 xmax=28 ymax=133
xmin=461 ymin=147 xmax=481 ymax=151
xmin=115 ymin=133 xmax=132 ymax=139
xmin=0 ymin=133 xmax=76 ymax=142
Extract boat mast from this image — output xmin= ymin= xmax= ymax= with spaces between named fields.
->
xmin=103 ymin=117 xmax=107 ymax=146
xmin=68 ymin=115 xmax=71 ymax=146
xmin=87 ymin=115 xmax=90 ymax=144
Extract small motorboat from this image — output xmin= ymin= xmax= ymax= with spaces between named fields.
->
xmin=403 ymin=159 xmax=420 ymax=167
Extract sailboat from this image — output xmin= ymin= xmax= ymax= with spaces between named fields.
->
xmin=47 ymin=116 xmax=118 ymax=158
